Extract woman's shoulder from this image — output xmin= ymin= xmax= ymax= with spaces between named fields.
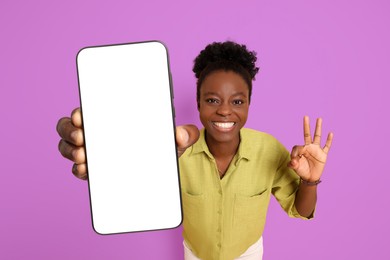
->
xmin=241 ymin=128 xmax=279 ymax=142
xmin=241 ymin=128 xmax=287 ymax=152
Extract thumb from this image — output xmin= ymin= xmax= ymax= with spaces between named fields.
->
xmin=288 ymin=145 xmax=305 ymax=170
xmin=176 ymin=125 xmax=199 ymax=157
xmin=176 ymin=126 xmax=189 ymax=148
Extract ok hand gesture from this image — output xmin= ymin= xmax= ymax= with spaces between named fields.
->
xmin=288 ymin=116 xmax=334 ymax=182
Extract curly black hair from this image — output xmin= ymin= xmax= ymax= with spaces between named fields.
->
xmin=193 ymin=41 xmax=259 ymax=107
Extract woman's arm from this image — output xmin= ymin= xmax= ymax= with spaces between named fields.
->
xmin=288 ymin=116 xmax=333 ymax=217
xmin=294 ymin=182 xmax=317 ymax=218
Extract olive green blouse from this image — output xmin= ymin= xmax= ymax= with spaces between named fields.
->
xmin=179 ymin=128 xmax=311 ymax=260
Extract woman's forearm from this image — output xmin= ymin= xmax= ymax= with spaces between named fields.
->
xmin=294 ymin=182 xmax=318 ymax=218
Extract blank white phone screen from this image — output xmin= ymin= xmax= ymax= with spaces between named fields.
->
xmin=76 ymin=41 xmax=181 ymax=234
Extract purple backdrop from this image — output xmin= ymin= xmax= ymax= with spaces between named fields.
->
xmin=1 ymin=0 xmax=389 ymax=259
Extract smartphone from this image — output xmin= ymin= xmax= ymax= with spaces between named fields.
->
xmin=76 ymin=41 xmax=181 ymax=235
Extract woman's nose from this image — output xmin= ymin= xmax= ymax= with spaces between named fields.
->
xmin=216 ymin=102 xmax=232 ymax=116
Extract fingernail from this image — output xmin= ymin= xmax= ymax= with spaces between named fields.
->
xmin=177 ymin=128 xmax=189 ymax=143
xmin=183 ymin=130 xmax=189 ymax=143
xmin=72 ymin=164 xmax=78 ymax=173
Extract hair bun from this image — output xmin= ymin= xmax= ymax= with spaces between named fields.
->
xmin=193 ymin=41 xmax=259 ymax=79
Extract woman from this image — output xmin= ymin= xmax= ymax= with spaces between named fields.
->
xmin=57 ymin=41 xmax=333 ymax=260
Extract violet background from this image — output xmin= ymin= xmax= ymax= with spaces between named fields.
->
xmin=1 ymin=0 xmax=389 ymax=259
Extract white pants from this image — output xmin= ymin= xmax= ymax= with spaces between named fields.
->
xmin=184 ymin=237 xmax=263 ymax=260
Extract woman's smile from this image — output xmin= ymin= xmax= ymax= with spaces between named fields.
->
xmin=212 ymin=121 xmax=236 ymax=131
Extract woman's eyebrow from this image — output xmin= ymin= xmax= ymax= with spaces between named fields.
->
xmin=231 ymin=92 xmax=248 ymax=97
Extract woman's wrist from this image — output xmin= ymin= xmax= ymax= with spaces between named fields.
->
xmin=300 ymin=178 xmax=322 ymax=186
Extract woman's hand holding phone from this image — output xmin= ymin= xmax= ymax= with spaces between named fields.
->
xmin=57 ymin=107 xmax=200 ymax=180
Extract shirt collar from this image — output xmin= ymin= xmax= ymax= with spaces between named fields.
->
xmin=191 ymin=129 xmax=213 ymax=159
xmin=191 ymin=128 xmax=252 ymax=161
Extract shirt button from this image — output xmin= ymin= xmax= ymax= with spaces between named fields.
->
xmin=217 ymin=210 xmax=221 ymax=214
xmin=217 ymin=228 xmax=221 ymax=232
xmin=217 ymin=243 xmax=221 ymax=248
xmin=218 ymin=190 xmax=222 ymax=195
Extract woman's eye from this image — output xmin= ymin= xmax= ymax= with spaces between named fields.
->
xmin=233 ymin=100 xmax=244 ymax=105
xmin=206 ymin=98 xmax=219 ymax=104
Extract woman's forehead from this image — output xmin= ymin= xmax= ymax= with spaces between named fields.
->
xmin=201 ymin=71 xmax=249 ymax=94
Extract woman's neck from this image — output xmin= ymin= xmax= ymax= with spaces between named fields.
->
xmin=205 ymin=132 xmax=240 ymax=160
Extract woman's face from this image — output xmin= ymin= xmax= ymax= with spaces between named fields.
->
xmin=198 ymin=70 xmax=250 ymax=144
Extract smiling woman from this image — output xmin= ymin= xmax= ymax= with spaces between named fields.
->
xmin=57 ymin=41 xmax=333 ymax=260
xmin=178 ymin=41 xmax=333 ymax=260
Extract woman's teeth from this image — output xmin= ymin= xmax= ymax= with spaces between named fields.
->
xmin=213 ymin=122 xmax=235 ymax=129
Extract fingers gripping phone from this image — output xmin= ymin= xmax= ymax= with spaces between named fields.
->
xmin=76 ymin=41 xmax=181 ymax=234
